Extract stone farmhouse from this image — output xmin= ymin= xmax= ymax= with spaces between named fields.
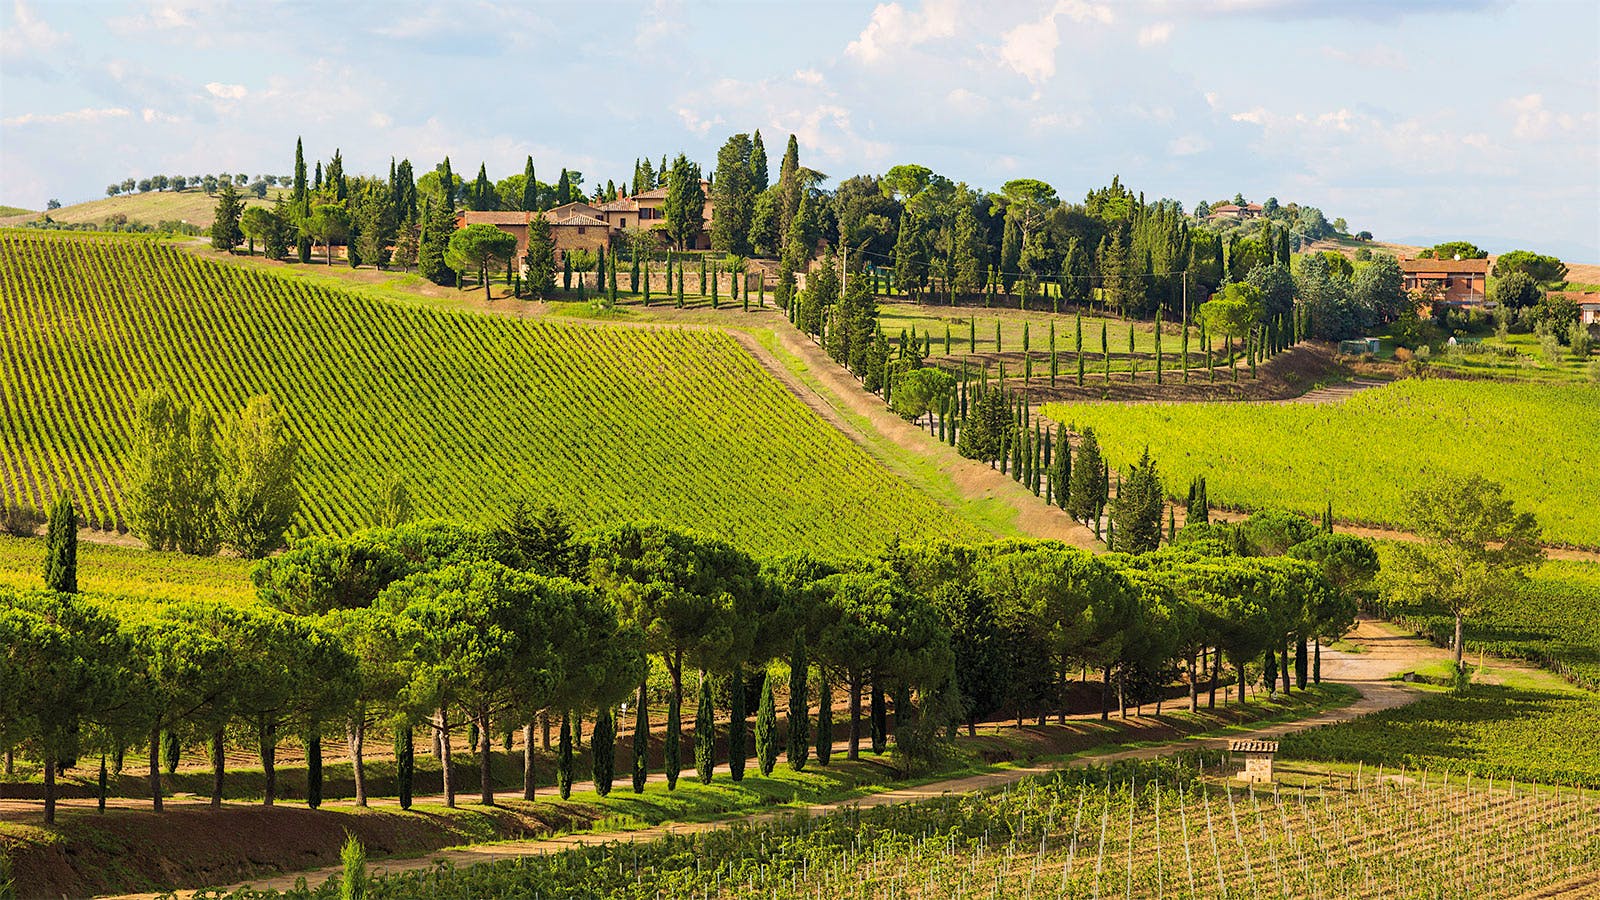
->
xmin=457 ymin=180 xmax=715 ymax=269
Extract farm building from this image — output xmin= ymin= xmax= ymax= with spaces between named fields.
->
xmin=1208 ymin=202 xmax=1264 ymax=222
xmin=456 ymin=207 xmax=613 ymax=269
xmin=1550 ymin=291 xmax=1600 ymax=326
xmin=457 ymin=180 xmax=716 ymax=260
xmin=1230 ymin=739 xmax=1279 ymax=783
xmin=1399 ymin=256 xmax=1489 ymax=307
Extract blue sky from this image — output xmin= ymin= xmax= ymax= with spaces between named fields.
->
xmin=3 ymin=0 xmax=1597 ymax=259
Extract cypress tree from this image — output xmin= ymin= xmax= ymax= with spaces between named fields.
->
xmin=1155 ymin=311 xmax=1164 ymax=385
xmin=1168 ymin=506 xmax=1177 ymax=543
xmin=711 ymin=264 xmax=719 ymax=308
xmin=700 ymin=255 xmax=707 ymax=295
xmin=306 ymin=732 xmax=322 ymax=809
xmin=1128 ymin=324 xmax=1137 ymax=383
xmin=562 ymin=253 xmax=572 ymax=292
xmin=695 ymin=672 xmax=715 ymax=784
xmin=396 ymin=725 xmax=414 ymax=810
xmin=665 ymin=682 xmax=681 ymax=789
xmin=969 ymin=317 xmax=976 ymax=353
xmin=1055 ymin=425 xmax=1071 ymax=510
xmin=608 ymin=246 xmax=619 ymax=302
xmin=521 ymin=156 xmax=538 ymax=211
xmin=1101 ymin=322 xmax=1110 ymax=384
xmin=1049 ymin=322 xmax=1057 ymax=386
xmin=557 ymin=712 xmax=573 ymax=799
xmin=755 ymin=671 xmax=778 ymax=776
xmin=815 ymin=677 xmax=833 ymax=766
xmin=786 ymin=639 xmax=809 ymax=770
xmin=728 ymin=665 xmax=747 ymax=782
xmin=869 ymin=683 xmax=887 ymax=755
xmin=163 ymin=731 xmax=179 ymax=774
xmin=44 ymin=494 xmax=77 ymax=593
xmin=630 ymin=250 xmax=640 ymax=294
xmin=995 ymin=320 xmax=1002 ymax=353
xmin=676 ymin=266 xmax=685 ymax=308
xmin=632 ymin=682 xmax=649 ymax=793
xmin=592 ymin=706 xmax=615 ymax=797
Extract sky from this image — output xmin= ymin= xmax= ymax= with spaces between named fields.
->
xmin=3 ymin=0 xmax=1597 ymax=260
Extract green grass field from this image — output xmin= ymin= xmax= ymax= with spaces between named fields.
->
xmin=0 ymin=230 xmax=981 ymax=556
xmin=1043 ymin=379 xmax=1600 ymax=546
xmin=0 ymin=533 xmax=256 ymax=605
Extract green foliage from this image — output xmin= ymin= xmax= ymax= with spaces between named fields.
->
xmin=889 ymin=367 xmax=952 ymax=421
xmin=1109 ymin=448 xmax=1163 ymax=554
xmin=1493 ymin=250 xmax=1567 ymax=284
xmin=339 ymin=833 xmax=367 ymax=900
xmin=1490 ymin=270 xmax=1542 ymax=310
xmin=1196 ymin=282 xmax=1263 ymax=337
xmin=446 ymin=223 xmax=517 ymax=300
xmin=1424 ymin=240 xmax=1488 ymax=260
xmin=590 ymin=705 xmax=615 ymax=797
xmin=523 ymin=214 xmax=556 ymax=296
xmin=754 ymin=669 xmax=778 ymax=776
xmin=125 ymin=389 xmax=219 ymax=555
xmin=557 ymin=712 xmax=573 ymax=800
xmin=664 ymin=155 xmax=706 ymax=250
xmin=695 ymin=671 xmax=715 ymax=784
xmin=0 ymin=232 xmax=972 ymax=555
xmin=216 ymin=396 xmax=300 ymax=558
xmin=1044 ymin=380 xmax=1599 ymax=546
xmin=43 ymin=495 xmax=77 ymax=594
xmin=210 ymin=181 xmax=244 ymax=252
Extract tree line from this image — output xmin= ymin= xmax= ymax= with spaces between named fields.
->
xmin=1 ymin=485 xmax=1382 ymax=824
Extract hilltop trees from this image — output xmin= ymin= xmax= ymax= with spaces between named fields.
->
xmin=44 ymin=495 xmax=77 ymax=594
xmin=712 ymin=133 xmax=757 ymax=255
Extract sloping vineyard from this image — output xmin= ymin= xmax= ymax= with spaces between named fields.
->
xmin=1043 ymin=379 xmax=1600 ymax=547
xmin=0 ymin=231 xmax=980 ymax=555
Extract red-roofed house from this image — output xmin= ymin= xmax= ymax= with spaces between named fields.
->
xmin=1399 ymin=256 xmax=1489 ymax=307
xmin=456 ymin=209 xmax=611 ymax=269
xmin=1208 ymin=202 xmax=1264 ymax=222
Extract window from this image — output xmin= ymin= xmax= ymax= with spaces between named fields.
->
xmin=578 ymin=226 xmax=586 ymax=235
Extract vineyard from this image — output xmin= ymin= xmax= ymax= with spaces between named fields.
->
xmin=1280 ymin=684 xmax=1600 ymax=788
xmin=0 ymin=231 xmax=981 ymax=555
xmin=215 ymin=755 xmax=1600 ymax=899
xmin=0 ymin=533 xmax=254 ymax=605
xmin=1042 ymin=379 xmax=1600 ymax=546
xmin=1382 ymin=557 xmax=1600 ymax=689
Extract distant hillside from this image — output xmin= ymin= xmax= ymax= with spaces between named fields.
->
xmin=0 ymin=188 xmax=284 ymax=230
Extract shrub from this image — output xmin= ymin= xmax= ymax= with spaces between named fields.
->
xmin=0 ymin=502 xmax=43 ymax=537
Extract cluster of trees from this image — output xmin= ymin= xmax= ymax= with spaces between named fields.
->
xmin=1 ymin=495 xmax=1382 ymax=824
xmin=1193 ymin=194 xmax=1346 ymax=244
xmin=105 ymin=173 xmax=282 ymax=199
xmin=124 ymin=391 xmax=300 ymax=558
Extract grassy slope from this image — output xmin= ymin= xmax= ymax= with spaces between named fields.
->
xmin=1044 ymin=378 xmax=1600 ymax=546
xmin=0 ymin=188 xmax=283 ymax=229
xmin=0 ymin=230 xmax=980 ymax=557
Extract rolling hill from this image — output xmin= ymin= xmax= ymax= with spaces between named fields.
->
xmin=0 ymin=188 xmax=283 ymax=230
xmin=0 ymin=230 xmax=982 ymax=556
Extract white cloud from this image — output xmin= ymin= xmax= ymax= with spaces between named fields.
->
xmin=1204 ymin=91 xmax=1220 ymax=110
xmin=1138 ymin=22 xmax=1174 ymax=46
xmin=634 ymin=0 xmax=684 ymax=48
xmin=204 ymin=82 xmax=248 ymax=100
xmin=676 ymin=107 xmax=724 ymax=136
xmin=946 ymin=87 xmax=989 ymax=114
xmin=846 ymin=0 xmax=959 ymax=63
xmin=1508 ymin=93 xmax=1577 ymax=141
xmin=2 ymin=107 xmax=130 ymax=127
xmin=1 ymin=0 xmax=66 ymax=57
xmin=998 ymin=0 xmax=1113 ymax=85
xmin=1169 ymin=133 xmax=1209 ymax=156
xmin=140 ymin=107 xmax=183 ymax=124
xmin=1231 ymin=107 xmax=1268 ymax=125
xmin=794 ymin=68 xmax=824 ymax=86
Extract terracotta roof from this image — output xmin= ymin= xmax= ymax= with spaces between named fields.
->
xmin=547 ymin=201 xmax=603 ymax=220
xmin=550 ymin=214 xmax=609 ymax=228
xmin=596 ymin=198 xmax=638 ymax=212
xmin=1399 ymin=257 xmax=1488 ymax=274
xmin=628 ymin=179 xmax=710 ymax=202
xmin=1229 ymin=740 xmax=1279 ymax=753
xmin=459 ymin=211 xmax=529 ymax=226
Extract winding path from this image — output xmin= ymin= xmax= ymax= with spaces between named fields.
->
xmin=98 ymin=618 xmax=1502 ymax=900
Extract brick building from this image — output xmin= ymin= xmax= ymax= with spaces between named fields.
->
xmin=1399 ymin=256 xmax=1489 ymax=307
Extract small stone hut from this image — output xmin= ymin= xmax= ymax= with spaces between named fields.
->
xmin=1229 ymin=739 xmax=1278 ymax=783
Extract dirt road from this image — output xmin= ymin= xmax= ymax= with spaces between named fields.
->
xmin=98 ymin=618 xmax=1475 ymax=899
